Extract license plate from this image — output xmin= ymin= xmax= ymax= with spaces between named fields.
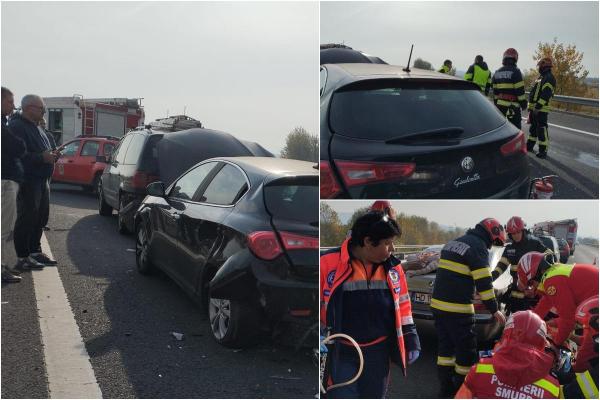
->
xmin=412 ymin=292 xmax=431 ymax=304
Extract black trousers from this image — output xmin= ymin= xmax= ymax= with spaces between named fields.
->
xmin=496 ymin=105 xmax=522 ymax=129
xmin=14 ymin=178 xmax=50 ymax=258
xmin=433 ymin=313 xmax=477 ymax=398
xmin=528 ymin=111 xmax=549 ymax=154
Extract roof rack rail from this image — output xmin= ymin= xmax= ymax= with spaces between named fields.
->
xmin=76 ymin=134 xmax=121 ymax=141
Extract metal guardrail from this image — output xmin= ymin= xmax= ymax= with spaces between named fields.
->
xmin=552 ymin=95 xmax=598 ymax=108
xmin=524 ymin=92 xmax=599 ymax=108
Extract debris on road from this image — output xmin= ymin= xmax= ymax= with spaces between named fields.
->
xmin=171 ymin=332 xmax=184 ymax=341
xmin=126 ymin=248 xmax=136 ymax=253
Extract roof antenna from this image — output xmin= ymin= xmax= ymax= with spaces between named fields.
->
xmin=403 ymin=44 xmax=414 ymax=72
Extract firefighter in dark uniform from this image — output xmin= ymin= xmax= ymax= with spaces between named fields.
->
xmin=492 ymin=48 xmax=527 ymax=129
xmin=438 ymin=59 xmax=453 ymax=74
xmin=432 ymin=218 xmax=507 ymax=398
xmin=527 ymin=57 xmax=556 ymax=159
xmin=492 ymin=216 xmax=551 ymax=313
xmin=464 ymin=55 xmax=492 ymax=95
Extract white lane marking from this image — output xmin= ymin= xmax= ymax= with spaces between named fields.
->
xmin=32 ymin=234 xmax=103 ymax=399
xmin=522 ymin=118 xmax=598 ymax=137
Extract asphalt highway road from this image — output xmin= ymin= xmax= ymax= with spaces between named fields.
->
xmin=1 ymin=184 xmax=317 ymax=399
xmin=386 ymin=244 xmax=598 ymax=398
xmin=525 ymin=111 xmax=598 ymax=199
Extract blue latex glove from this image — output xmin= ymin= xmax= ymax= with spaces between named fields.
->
xmin=320 ymin=335 xmax=328 ymax=353
xmin=408 ymin=350 xmax=420 ymax=365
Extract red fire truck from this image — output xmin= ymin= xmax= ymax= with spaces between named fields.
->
xmin=43 ymin=95 xmax=144 ymax=145
xmin=533 ymin=219 xmax=578 ymax=255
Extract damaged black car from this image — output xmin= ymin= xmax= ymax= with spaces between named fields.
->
xmin=134 ymin=157 xmax=318 ymax=347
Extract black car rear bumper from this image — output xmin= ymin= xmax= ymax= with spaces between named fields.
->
xmin=209 ymin=249 xmax=317 ymax=322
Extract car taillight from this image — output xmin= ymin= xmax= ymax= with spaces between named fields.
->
xmin=320 ymin=161 xmax=342 ymax=199
xmin=247 ymin=231 xmax=318 ymax=261
xmin=500 ymin=131 xmax=526 ymax=156
xmin=568 ymin=224 xmax=577 ymax=233
xmin=132 ymin=171 xmax=160 ymax=189
xmin=248 ymin=231 xmax=283 ymax=261
xmin=278 ymin=231 xmax=319 ymax=250
xmin=334 ymin=160 xmax=416 ymax=186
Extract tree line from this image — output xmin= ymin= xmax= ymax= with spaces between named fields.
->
xmin=413 ymin=38 xmax=596 ymax=116
xmin=320 ymin=203 xmax=466 ymax=247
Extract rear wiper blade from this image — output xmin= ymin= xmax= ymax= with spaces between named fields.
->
xmin=385 ymin=127 xmax=464 ymax=144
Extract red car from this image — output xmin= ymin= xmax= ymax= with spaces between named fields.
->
xmin=52 ymin=136 xmax=119 ymax=192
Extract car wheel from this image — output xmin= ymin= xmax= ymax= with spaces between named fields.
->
xmin=135 ymin=218 xmax=154 ymax=274
xmin=118 ymin=196 xmax=130 ymax=234
xmin=91 ymin=174 xmax=102 ymax=194
xmin=208 ymin=297 xmax=260 ymax=348
xmin=98 ymin=181 xmax=113 ymax=216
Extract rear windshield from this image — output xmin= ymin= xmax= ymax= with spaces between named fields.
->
xmin=139 ymin=134 xmax=163 ymax=174
xmin=329 ymin=80 xmax=506 ymax=141
xmin=264 ymin=177 xmax=318 ymax=224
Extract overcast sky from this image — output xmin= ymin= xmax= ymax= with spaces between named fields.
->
xmin=321 ymin=1 xmax=599 ymax=76
xmin=1 ymin=1 xmax=318 ymax=154
xmin=324 ymin=200 xmax=599 ymax=238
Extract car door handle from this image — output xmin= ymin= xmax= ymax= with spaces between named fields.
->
xmin=67 ymin=160 xmax=74 ymax=163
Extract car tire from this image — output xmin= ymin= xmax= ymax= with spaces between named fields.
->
xmin=98 ymin=181 xmax=113 ymax=216
xmin=135 ymin=218 xmax=154 ymax=275
xmin=91 ymin=173 xmax=102 ymax=194
xmin=118 ymin=196 xmax=130 ymax=235
xmin=208 ymin=297 xmax=260 ymax=348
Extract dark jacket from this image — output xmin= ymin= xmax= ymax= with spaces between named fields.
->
xmin=432 ymin=225 xmax=499 ymax=316
xmin=320 ymin=240 xmax=420 ymax=374
xmin=492 ymin=62 xmax=527 ymax=110
xmin=493 ymin=232 xmax=550 ymax=288
xmin=528 ymin=69 xmax=556 ymax=113
xmin=1 ymin=124 xmax=26 ymax=183
xmin=8 ymin=113 xmax=54 ymax=180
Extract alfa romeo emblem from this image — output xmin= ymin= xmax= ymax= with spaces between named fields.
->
xmin=461 ymin=156 xmax=475 ymax=173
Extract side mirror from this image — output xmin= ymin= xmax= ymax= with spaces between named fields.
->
xmin=146 ymin=181 xmax=165 ymax=197
xmin=96 ymin=155 xmax=108 ymax=163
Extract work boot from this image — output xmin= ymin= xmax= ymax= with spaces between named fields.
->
xmin=437 ymin=367 xmax=456 ymax=398
xmin=526 ymin=142 xmax=535 ymax=152
xmin=15 ymin=257 xmax=45 ymax=271
xmin=30 ymin=252 xmax=57 ymax=266
xmin=536 ymin=152 xmax=548 ymax=159
xmin=2 ymin=270 xmax=22 ymax=283
xmin=2 ymin=263 xmax=21 ymax=276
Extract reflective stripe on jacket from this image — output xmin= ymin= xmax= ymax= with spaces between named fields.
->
xmin=528 ymin=70 xmax=556 ymax=112
xmin=431 ymin=226 xmax=498 ymax=315
xmin=320 ymin=239 xmax=420 ymax=375
xmin=463 ymin=360 xmax=560 ymax=398
xmin=492 ymin=65 xmax=527 ymax=109
xmin=465 ymin=63 xmax=491 ymax=92
xmin=533 ymin=263 xmax=599 ymax=344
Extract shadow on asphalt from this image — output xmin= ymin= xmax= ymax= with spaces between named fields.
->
xmin=61 ymin=212 xmax=316 ymax=398
xmin=527 ymin=154 xmax=597 ymax=199
xmin=50 ymin=184 xmax=100 ymax=210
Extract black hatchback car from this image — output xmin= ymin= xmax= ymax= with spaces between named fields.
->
xmin=320 ymin=63 xmax=531 ymax=199
xmin=134 ymin=157 xmax=318 ymax=347
xmin=98 ymin=128 xmax=272 ymax=233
